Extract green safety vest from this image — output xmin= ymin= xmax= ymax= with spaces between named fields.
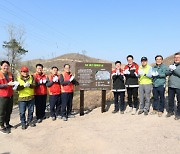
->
xmin=139 ymin=64 xmax=152 ymax=85
xmin=17 ymin=75 xmax=34 ymax=98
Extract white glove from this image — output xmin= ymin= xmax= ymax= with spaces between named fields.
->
xmin=24 ymin=82 xmax=30 ymax=87
xmin=123 ymin=69 xmax=130 ymax=75
xmin=13 ymin=81 xmax=19 ymax=86
xmin=169 ymin=64 xmax=176 ymax=71
xmin=69 ymin=76 xmax=75 ymax=82
xmin=112 ymin=73 xmax=116 ymax=76
xmin=13 ymin=81 xmax=19 ymax=90
xmin=53 ymin=76 xmax=58 ymax=82
xmin=152 ymin=71 xmax=159 ymax=77
xmin=116 ymin=70 xmax=120 ymax=75
xmin=138 ymin=70 xmax=144 ymax=76
xmin=42 ymin=79 xmax=46 ymax=84
xmin=39 ymin=79 xmax=43 ymax=84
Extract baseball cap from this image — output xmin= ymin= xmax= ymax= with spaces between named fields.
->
xmin=141 ymin=57 xmax=148 ymax=61
xmin=21 ymin=66 xmax=29 ymax=72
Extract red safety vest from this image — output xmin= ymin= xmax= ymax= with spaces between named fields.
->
xmin=48 ymin=74 xmax=61 ymax=95
xmin=0 ymin=71 xmax=13 ymax=97
xmin=61 ymin=72 xmax=74 ymax=93
xmin=33 ymin=72 xmax=47 ymax=95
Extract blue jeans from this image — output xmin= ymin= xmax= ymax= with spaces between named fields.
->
xmin=153 ymin=85 xmax=165 ymax=112
xmin=18 ymin=99 xmax=35 ymax=126
xmin=168 ymin=87 xmax=180 ymax=115
xmin=113 ymin=92 xmax=125 ymax=111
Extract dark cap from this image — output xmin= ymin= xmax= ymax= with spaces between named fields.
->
xmin=141 ymin=57 xmax=148 ymax=61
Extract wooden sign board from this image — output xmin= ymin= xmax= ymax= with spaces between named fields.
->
xmin=75 ymin=62 xmax=112 ymax=90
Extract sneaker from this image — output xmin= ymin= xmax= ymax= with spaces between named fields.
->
xmin=131 ymin=108 xmax=137 ymax=115
xmin=27 ymin=122 xmax=36 ymax=127
xmin=166 ymin=112 xmax=174 ymax=118
xmin=126 ymin=107 xmax=133 ymax=113
xmin=112 ymin=110 xmax=119 ymax=114
xmin=120 ymin=111 xmax=124 ymax=114
xmin=0 ymin=127 xmax=9 ymax=134
xmin=144 ymin=111 xmax=148 ymax=116
xmin=62 ymin=117 xmax=68 ymax=121
xmin=150 ymin=110 xmax=157 ymax=115
xmin=6 ymin=124 xmax=13 ymax=129
xmin=57 ymin=115 xmax=62 ymax=119
xmin=37 ymin=119 xmax=42 ymax=123
xmin=138 ymin=110 xmax=144 ymax=115
xmin=158 ymin=112 xmax=163 ymax=117
xmin=22 ymin=125 xmax=27 ymax=130
xmin=51 ymin=117 xmax=56 ymax=121
xmin=42 ymin=116 xmax=46 ymax=120
xmin=68 ymin=114 xmax=75 ymax=118
xmin=174 ymin=116 xmax=180 ymax=120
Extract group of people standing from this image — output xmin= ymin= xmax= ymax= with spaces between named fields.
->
xmin=112 ymin=52 xmax=180 ymax=121
xmin=0 ymin=62 xmax=78 ymax=134
xmin=0 ymin=52 xmax=180 ymax=134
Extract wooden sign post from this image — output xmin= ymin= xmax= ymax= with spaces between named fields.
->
xmin=75 ymin=62 xmax=112 ymax=116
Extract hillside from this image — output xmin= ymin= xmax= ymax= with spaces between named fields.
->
xmin=22 ymin=53 xmax=112 ymax=73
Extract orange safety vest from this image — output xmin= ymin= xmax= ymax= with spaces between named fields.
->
xmin=0 ymin=71 xmax=13 ymax=97
xmin=61 ymin=72 xmax=74 ymax=93
xmin=48 ymin=74 xmax=61 ymax=95
xmin=33 ymin=72 xmax=47 ymax=95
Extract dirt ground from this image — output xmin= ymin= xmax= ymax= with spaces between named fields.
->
xmin=0 ymin=104 xmax=180 ymax=154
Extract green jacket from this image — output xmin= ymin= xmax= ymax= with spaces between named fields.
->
xmin=152 ymin=64 xmax=168 ymax=87
xmin=166 ymin=63 xmax=180 ymax=89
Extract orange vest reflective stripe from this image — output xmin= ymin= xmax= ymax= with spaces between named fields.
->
xmin=48 ymin=74 xmax=61 ymax=95
xmin=0 ymin=71 xmax=13 ymax=97
xmin=33 ymin=72 xmax=47 ymax=95
xmin=61 ymin=72 xmax=74 ymax=93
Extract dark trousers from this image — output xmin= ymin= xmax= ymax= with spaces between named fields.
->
xmin=153 ymin=85 xmax=165 ymax=112
xmin=61 ymin=92 xmax=73 ymax=117
xmin=127 ymin=87 xmax=138 ymax=108
xmin=49 ymin=94 xmax=61 ymax=117
xmin=113 ymin=92 xmax=125 ymax=111
xmin=0 ymin=97 xmax=13 ymax=127
xmin=35 ymin=95 xmax=47 ymax=119
xmin=168 ymin=87 xmax=180 ymax=115
xmin=18 ymin=99 xmax=35 ymax=126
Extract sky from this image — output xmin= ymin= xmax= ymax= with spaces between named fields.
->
xmin=0 ymin=0 xmax=180 ymax=64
